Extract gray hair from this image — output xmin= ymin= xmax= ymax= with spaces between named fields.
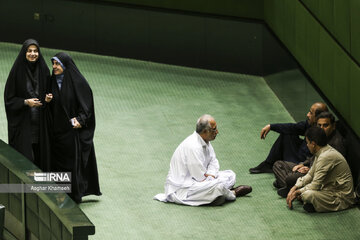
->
xmin=196 ymin=114 xmax=214 ymax=133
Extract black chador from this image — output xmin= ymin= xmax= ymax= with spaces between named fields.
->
xmin=4 ymin=39 xmax=51 ymax=170
xmin=49 ymin=52 xmax=101 ymax=203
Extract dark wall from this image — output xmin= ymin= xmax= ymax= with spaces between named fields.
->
xmin=264 ymin=0 xmax=360 ymax=138
xmin=0 ymin=0 xmax=296 ymax=76
xmin=264 ymin=0 xmax=360 ymax=194
xmin=98 ymin=0 xmax=265 ymax=20
xmin=301 ymin=0 xmax=360 ymax=65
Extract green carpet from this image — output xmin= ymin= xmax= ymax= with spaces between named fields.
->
xmin=0 ymin=42 xmax=359 ymax=240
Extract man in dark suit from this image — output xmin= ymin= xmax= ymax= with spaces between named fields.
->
xmin=274 ymin=111 xmax=347 ymax=197
xmin=249 ymin=102 xmax=328 ymax=174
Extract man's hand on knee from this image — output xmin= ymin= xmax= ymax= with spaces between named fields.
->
xmin=292 ymin=164 xmax=304 ymax=172
xmin=298 ymin=166 xmax=309 ymax=174
xmin=203 ymin=173 xmax=216 ymax=181
xmin=204 ymin=173 xmax=216 ymax=178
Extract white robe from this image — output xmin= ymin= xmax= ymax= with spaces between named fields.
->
xmin=154 ymin=131 xmax=236 ymax=206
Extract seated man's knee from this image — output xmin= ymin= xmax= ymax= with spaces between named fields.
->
xmin=227 ymin=170 xmax=236 ymax=179
xmin=273 ymin=161 xmax=281 ymax=170
xmin=273 ymin=161 xmax=286 ymax=172
xmin=214 ymin=183 xmax=226 ymax=191
xmin=301 ymin=190 xmax=317 ymax=203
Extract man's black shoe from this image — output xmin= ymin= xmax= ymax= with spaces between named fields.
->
xmin=249 ymin=161 xmax=273 ymax=174
xmin=277 ymin=187 xmax=289 ymax=198
xmin=233 ymin=185 xmax=252 ymax=197
xmin=273 ymin=180 xmax=280 ymax=188
xmin=303 ymin=203 xmax=316 ymax=213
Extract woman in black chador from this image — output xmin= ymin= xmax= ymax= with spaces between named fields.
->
xmin=4 ymin=39 xmax=52 ymax=170
xmin=49 ymin=52 xmax=101 ymax=203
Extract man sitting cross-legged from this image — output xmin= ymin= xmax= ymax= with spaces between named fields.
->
xmin=154 ymin=114 xmax=252 ymax=206
xmin=274 ymin=111 xmax=347 ymax=197
xmin=286 ymin=126 xmax=356 ymax=213
xmin=249 ymin=102 xmax=328 ymax=174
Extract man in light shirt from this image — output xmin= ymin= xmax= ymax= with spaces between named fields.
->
xmin=154 ymin=114 xmax=252 ymax=206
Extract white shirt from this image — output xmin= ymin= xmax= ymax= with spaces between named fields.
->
xmin=164 ymin=131 xmax=220 ymax=196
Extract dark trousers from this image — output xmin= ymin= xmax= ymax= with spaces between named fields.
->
xmin=272 ymin=161 xmax=305 ymax=189
xmin=264 ymin=134 xmax=304 ymax=165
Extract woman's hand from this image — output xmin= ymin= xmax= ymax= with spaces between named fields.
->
xmin=71 ymin=117 xmax=82 ymax=129
xmin=45 ymin=93 xmax=53 ymax=103
xmin=25 ymin=98 xmax=42 ymax=107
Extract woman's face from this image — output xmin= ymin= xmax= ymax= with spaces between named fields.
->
xmin=52 ymin=59 xmax=64 ymax=75
xmin=26 ymin=45 xmax=39 ymax=62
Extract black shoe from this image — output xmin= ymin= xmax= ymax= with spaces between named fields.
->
xmin=303 ymin=203 xmax=316 ymax=213
xmin=273 ymin=180 xmax=280 ymax=188
xmin=233 ymin=185 xmax=252 ymax=197
xmin=249 ymin=161 xmax=273 ymax=174
xmin=277 ymin=187 xmax=289 ymax=198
